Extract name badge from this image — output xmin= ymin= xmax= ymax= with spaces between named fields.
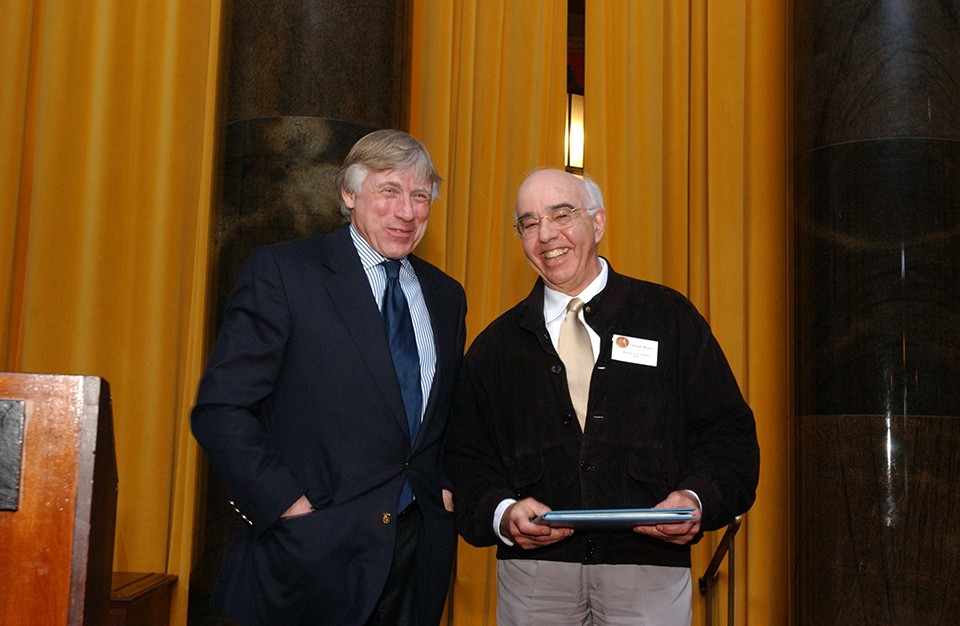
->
xmin=611 ymin=334 xmax=658 ymax=367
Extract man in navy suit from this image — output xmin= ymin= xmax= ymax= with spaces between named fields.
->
xmin=192 ymin=129 xmax=467 ymax=625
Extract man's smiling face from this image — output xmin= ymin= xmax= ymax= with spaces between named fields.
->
xmin=342 ymin=168 xmax=432 ymax=260
xmin=515 ymin=169 xmax=605 ymax=296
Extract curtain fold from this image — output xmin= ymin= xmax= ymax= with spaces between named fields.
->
xmin=410 ymin=1 xmax=790 ymax=624
xmin=739 ymin=3 xmax=791 ymax=623
xmin=1 ymin=2 xmax=223 ymax=624
xmin=0 ymin=0 xmax=38 ymax=367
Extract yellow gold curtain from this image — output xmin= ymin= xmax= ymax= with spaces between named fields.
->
xmin=410 ymin=1 xmax=790 ymax=624
xmin=0 ymin=2 xmax=223 ymax=624
xmin=0 ymin=0 xmax=36 ymax=365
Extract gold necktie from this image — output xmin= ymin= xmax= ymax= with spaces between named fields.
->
xmin=557 ymin=297 xmax=593 ymax=430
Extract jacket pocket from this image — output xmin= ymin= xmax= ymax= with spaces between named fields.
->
xmin=626 ymin=446 xmax=677 ymax=506
xmin=510 ymin=450 xmax=543 ymax=494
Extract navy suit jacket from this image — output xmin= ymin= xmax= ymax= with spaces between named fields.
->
xmin=192 ymin=225 xmax=467 ymax=625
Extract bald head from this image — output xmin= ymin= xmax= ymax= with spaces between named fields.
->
xmin=515 ymin=169 xmax=591 ymax=217
xmin=513 ymin=168 xmax=606 ymax=295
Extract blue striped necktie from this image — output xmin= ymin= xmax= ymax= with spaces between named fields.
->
xmin=382 ymin=260 xmax=421 ymax=511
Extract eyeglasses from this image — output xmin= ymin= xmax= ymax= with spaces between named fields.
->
xmin=514 ymin=206 xmax=585 ymax=238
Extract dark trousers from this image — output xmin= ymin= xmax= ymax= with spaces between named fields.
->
xmin=366 ymin=501 xmax=423 ymax=626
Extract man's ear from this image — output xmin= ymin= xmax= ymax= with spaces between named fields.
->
xmin=593 ymin=207 xmax=607 ymax=242
xmin=340 ymin=188 xmax=356 ymax=209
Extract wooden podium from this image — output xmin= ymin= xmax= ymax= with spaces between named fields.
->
xmin=0 ymin=373 xmax=118 ymax=625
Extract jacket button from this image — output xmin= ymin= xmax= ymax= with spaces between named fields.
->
xmin=562 ymin=414 xmax=572 ymax=425
xmin=580 ymin=461 xmax=593 ymax=471
xmin=382 ymin=512 xmax=393 ymax=524
xmin=551 ymin=364 xmax=563 ymax=374
xmin=404 ymin=460 xmax=411 ymax=469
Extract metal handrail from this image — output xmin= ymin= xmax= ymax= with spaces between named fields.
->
xmin=698 ymin=515 xmax=743 ymax=626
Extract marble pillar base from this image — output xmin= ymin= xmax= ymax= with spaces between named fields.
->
xmin=795 ymin=414 xmax=960 ymax=624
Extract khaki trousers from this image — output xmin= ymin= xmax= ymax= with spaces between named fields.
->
xmin=496 ymin=559 xmax=692 ymax=626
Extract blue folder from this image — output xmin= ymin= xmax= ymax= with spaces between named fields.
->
xmin=533 ymin=507 xmax=696 ymax=529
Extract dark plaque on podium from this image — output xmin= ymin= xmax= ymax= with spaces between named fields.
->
xmin=0 ymin=399 xmax=25 ymax=511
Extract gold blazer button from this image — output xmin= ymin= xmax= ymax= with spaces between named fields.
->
xmin=382 ymin=512 xmax=393 ymax=524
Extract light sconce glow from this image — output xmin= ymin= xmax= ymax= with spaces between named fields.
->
xmin=565 ymin=92 xmax=584 ymax=175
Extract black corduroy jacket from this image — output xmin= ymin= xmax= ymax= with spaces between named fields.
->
xmin=444 ymin=263 xmax=759 ymax=567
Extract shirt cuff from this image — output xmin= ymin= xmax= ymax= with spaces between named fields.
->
xmin=682 ymin=489 xmax=703 ymax=512
xmin=494 ymin=498 xmax=517 ymax=546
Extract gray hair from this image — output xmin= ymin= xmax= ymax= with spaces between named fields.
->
xmin=581 ymin=175 xmax=604 ymax=215
xmin=335 ymin=129 xmax=442 ymax=219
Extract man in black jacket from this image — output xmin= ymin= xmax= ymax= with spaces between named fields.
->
xmin=444 ymin=168 xmax=759 ymax=625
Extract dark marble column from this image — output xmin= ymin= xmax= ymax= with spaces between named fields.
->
xmin=795 ymin=1 xmax=960 ymax=624
xmin=190 ymin=2 xmax=409 ymax=623
xmin=213 ymin=0 xmax=408 ymax=315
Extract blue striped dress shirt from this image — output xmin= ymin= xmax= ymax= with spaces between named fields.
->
xmin=350 ymin=225 xmax=436 ymax=420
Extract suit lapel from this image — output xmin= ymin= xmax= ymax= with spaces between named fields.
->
xmin=322 ymin=227 xmax=410 ymax=436
xmin=410 ymin=256 xmax=455 ymax=446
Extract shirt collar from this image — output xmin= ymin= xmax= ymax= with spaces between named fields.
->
xmin=349 ymin=224 xmax=407 ymax=271
xmin=543 ymin=257 xmax=609 ymax=325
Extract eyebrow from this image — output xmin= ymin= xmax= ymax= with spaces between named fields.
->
xmin=373 ymin=179 xmax=430 ymax=195
xmin=517 ymin=202 xmax=576 ymax=219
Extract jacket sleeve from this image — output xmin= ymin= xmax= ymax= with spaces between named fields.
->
xmin=675 ymin=303 xmax=760 ymax=531
xmin=443 ymin=354 xmax=517 ymax=547
xmin=191 ymin=246 xmax=305 ymax=534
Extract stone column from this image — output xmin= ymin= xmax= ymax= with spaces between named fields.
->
xmin=794 ymin=1 xmax=960 ymax=623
